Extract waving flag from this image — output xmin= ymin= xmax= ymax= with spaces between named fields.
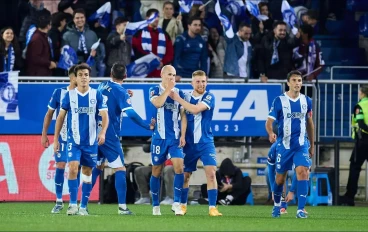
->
xmin=126 ymin=53 xmax=160 ymax=78
xmin=57 ymin=45 xmax=78 ymax=70
xmin=179 ymin=0 xmax=194 ymax=13
xmin=215 ymin=0 xmax=234 ymax=38
xmin=225 ymin=0 xmax=245 ymax=16
xmin=0 ymin=71 xmax=19 ymax=120
xmin=125 ymin=12 xmax=159 ymax=35
xmin=25 ymin=24 xmax=36 ymax=46
xmin=245 ymin=0 xmax=268 ymax=21
xmin=88 ymin=2 xmax=111 ymax=28
xmin=281 ymin=0 xmax=298 ymax=35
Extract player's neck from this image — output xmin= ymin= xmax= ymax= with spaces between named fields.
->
xmin=286 ymin=91 xmax=300 ymax=99
xmin=67 ymin=84 xmax=75 ymax=90
xmin=77 ymin=86 xmax=89 ymax=93
xmin=112 ymin=78 xmax=123 ymax=84
xmin=192 ymin=91 xmax=202 ymax=97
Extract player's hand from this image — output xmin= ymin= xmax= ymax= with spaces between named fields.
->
xmin=285 ymin=191 xmax=294 ymax=203
xmin=97 ymin=132 xmax=106 ymax=146
xmin=179 ymin=136 xmax=186 ymax=148
xmin=269 ymin=133 xmax=277 ymax=143
xmin=168 ymin=91 xmax=180 ymax=101
xmin=53 ymin=141 xmax=60 ymax=154
xmin=128 ymin=89 xmax=134 ymax=97
xmin=309 ymin=146 xmax=314 ymax=158
xmin=41 ymin=135 xmax=49 ymax=148
xmin=149 ymin=117 xmax=156 ymax=130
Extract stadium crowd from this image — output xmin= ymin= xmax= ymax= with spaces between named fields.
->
xmin=0 ymin=0 xmax=340 ymax=80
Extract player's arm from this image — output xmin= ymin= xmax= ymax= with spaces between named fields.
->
xmin=174 ymin=94 xmax=207 ymax=114
xmin=179 ymin=107 xmax=187 ymax=147
xmin=98 ymin=110 xmax=109 ymax=145
xmin=54 ymin=109 xmax=67 ymax=154
xmin=266 ymin=98 xmax=279 ymax=143
xmin=306 ymin=99 xmax=315 ymax=157
xmin=41 ymin=108 xmax=55 ymax=148
xmin=125 ymin=108 xmax=151 ymax=130
xmin=150 ymin=81 xmax=175 ymax=108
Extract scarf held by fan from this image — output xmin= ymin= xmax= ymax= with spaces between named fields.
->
xmin=141 ymin=27 xmax=166 ymax=59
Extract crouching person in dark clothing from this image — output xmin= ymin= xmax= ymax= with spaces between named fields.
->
xmin=199 ymin=158 xmax=252 ymax=205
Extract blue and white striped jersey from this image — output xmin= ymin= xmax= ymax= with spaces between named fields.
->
xmin=184 ymin=91 xmax=215 ymax=144
xmin=61 ymin=88 xmax=108 ymax=146
xmin=268 ymin=93 xmax=312 ymax=150
xmin=48 ymin=86 xmax=71 ymax=143
xmin=149 ymin=84 xmax=185 ymax=140
xmin=97 ymin=80 xmax=133 ymax=139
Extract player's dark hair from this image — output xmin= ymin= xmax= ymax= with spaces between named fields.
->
xmin=286 ymin=70 xmax=302 ymax=82
xmin=360 ymin=85 xmax=368 ymax=96
xmin=68 ymin=64 xmax=77 ymax=76
xmin=74 ymin=63 xmax=91 ymax=76
xmin=111 ymin=62 xmax=127 ymax=80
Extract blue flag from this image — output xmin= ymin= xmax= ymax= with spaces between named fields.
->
xmin=57 ymin=45 xmax=78 ymax=70
xmin=25 ymin=24 xmax=36 ymax=46
xmin=0 ymin=71 xmax=19 ymax=120
xmin=126 ymin=53 xmax=160 ymax=78
xmin=225 ymin=0 xmax=245 ymax=16
xmin=245 ymin=0 xmax=268 ymax=21
xmin=179 ymin=0 xmax=194 ymax=13
xmin=215 ymin=0 xmax=234 ymax=38
xmin=281 ymin=0 xmax=298 ymax=35
xmin=88 ymin=2 xmax=111 ymax=28
xmin=125 ymin=12 xmax=159 ymax=35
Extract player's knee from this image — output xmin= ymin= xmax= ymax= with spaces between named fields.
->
xmin=81 ymin=166 xmax=92 ymax=176
xmin=56 ymin=162 xmax=66 ymax=169
xmin=296 ymin=167 xmax=308 ymax=180
xmin=151 ymin=165 xmax=163 ymax=177
xmin=68 ymin=162 xmax=79 ymax=177
xmin=205 ymin=170 xmax=216 ymax=183
xmin=81 ymin=173 xmax=92 ymax=183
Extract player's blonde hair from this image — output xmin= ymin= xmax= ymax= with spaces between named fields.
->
xmin=192 ymin=70 xmax=206 ymax=79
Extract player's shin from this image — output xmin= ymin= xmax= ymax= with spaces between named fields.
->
xmin=55 ymin=167 xmax=65 ymax=201
xmin=91 ymin=167 xmax=102 ymax=189
xmin=173 ymin=173 xmax=184 ymax=203
xmin=181 ymin=173 xmax=190 ymax=205
xmin=297 ymin=180 xmax=308 ymax=210
xmin=150 ymin=175 xmax=161 ymax=206
xmin=115 ymin=170 xmax=127 ymax=209
xmin=80 ymin=173 xmax=92 ymax=209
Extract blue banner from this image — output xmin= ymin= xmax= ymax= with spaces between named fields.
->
xmin=0 ymin=83 xmax=282 ymax=136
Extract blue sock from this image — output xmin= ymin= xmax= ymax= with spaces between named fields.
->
xmin=173 ymin=173 xmax=184 ymax=203
xmin=208 ymin=189 xmax=218 ymax=207
xmin=91 ymin=168 xmax=102 ymax=189
xmin=297 ymin=180 xmax=308 ymax=210
xmin=273 ymin=182 xmax=283 ymax=206
xmin=180 ymin=188 xmax=189 ymax=204
xmin=150 ymin=175 xmax=160 ymax=206
xmin=55 ymin=168 xmax=65 ymax=200
xmin=68 ymin=179 xmax=78 ymax=204
xmin=80 ymin=181 xmax=92 ymax=208
xmin=115 ymin=171 xmax=127 ymax=205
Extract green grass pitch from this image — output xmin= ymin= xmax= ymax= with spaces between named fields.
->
xmin=0 ymin=203 xmax=367 ymax=231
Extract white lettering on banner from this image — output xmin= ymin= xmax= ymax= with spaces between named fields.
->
xmin=212 ymin=90 xmax=238 ymax=120
xmin=0 ymin=142 xmax=19 ymax=194
xmin=39 ymin=145 xmax=70 ymax=195
xmin=122 ymin=89 xmax=146 ymax=120
xmin=232 ymin=90 xmax=269 ymax=120
xmin=211 ymin=90 xmax=269 ymax=120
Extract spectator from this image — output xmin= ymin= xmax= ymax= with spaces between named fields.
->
xmin=49 ymin=12 xmax=67 ymax=63
xmin=257 ymin=21 xmax=299 ymax=83
xmin=208 ymin=27 xmax=226 ymax=78
xmin=198 ymin=158 xmax=252 ymax=206
xmin=139 ymin=0 xmax=173 ymax=21
xmin=43 ymin=0 xmax=60 ymax=14
xmin=62 ymin=8 xmax=99 ymax=76
xmin=19 ymin=0 xmax=51 ymax=48
xmin=159 ymin=1 xmax=184 ymax=45
xmin=132 ymin=9 xmax=174 ymax=78
xmin=223 ymin=22 xmax=252 ymax=81
xmin=134 ymin=160 xmax=175 ymax=205
xmin=25 ymin=13 xmax=57 ymax=76
xmin=294 ymin=24 xmax=323 ymax=81
xmin=173 ymin=16 xmax=208 ymax=78
xmin=106 ymin=17 xmax=131 ymax=73
xmin=0 ymin=27 xmax=23 ymax=72
xmin=252 ymin=2 xmax=274 ymax=44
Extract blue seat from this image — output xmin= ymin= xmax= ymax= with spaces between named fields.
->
xmin=242 ymin=172 xmax=254 ymax=205
xmin=307 ymin=172 xmax=332 ymax=206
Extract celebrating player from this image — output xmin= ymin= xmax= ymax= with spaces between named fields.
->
xmin=149 ymin=65 xmax=187 ymax=216
xmin=168 ymin=70 xmax=222 ymax=216
xmin=54 ymin=64 xmax=109 ymax=216
xmin=41 ymin=65 xmax=77 ymax=214
xmin=266 ymin=70 xmax=314 ymax=219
